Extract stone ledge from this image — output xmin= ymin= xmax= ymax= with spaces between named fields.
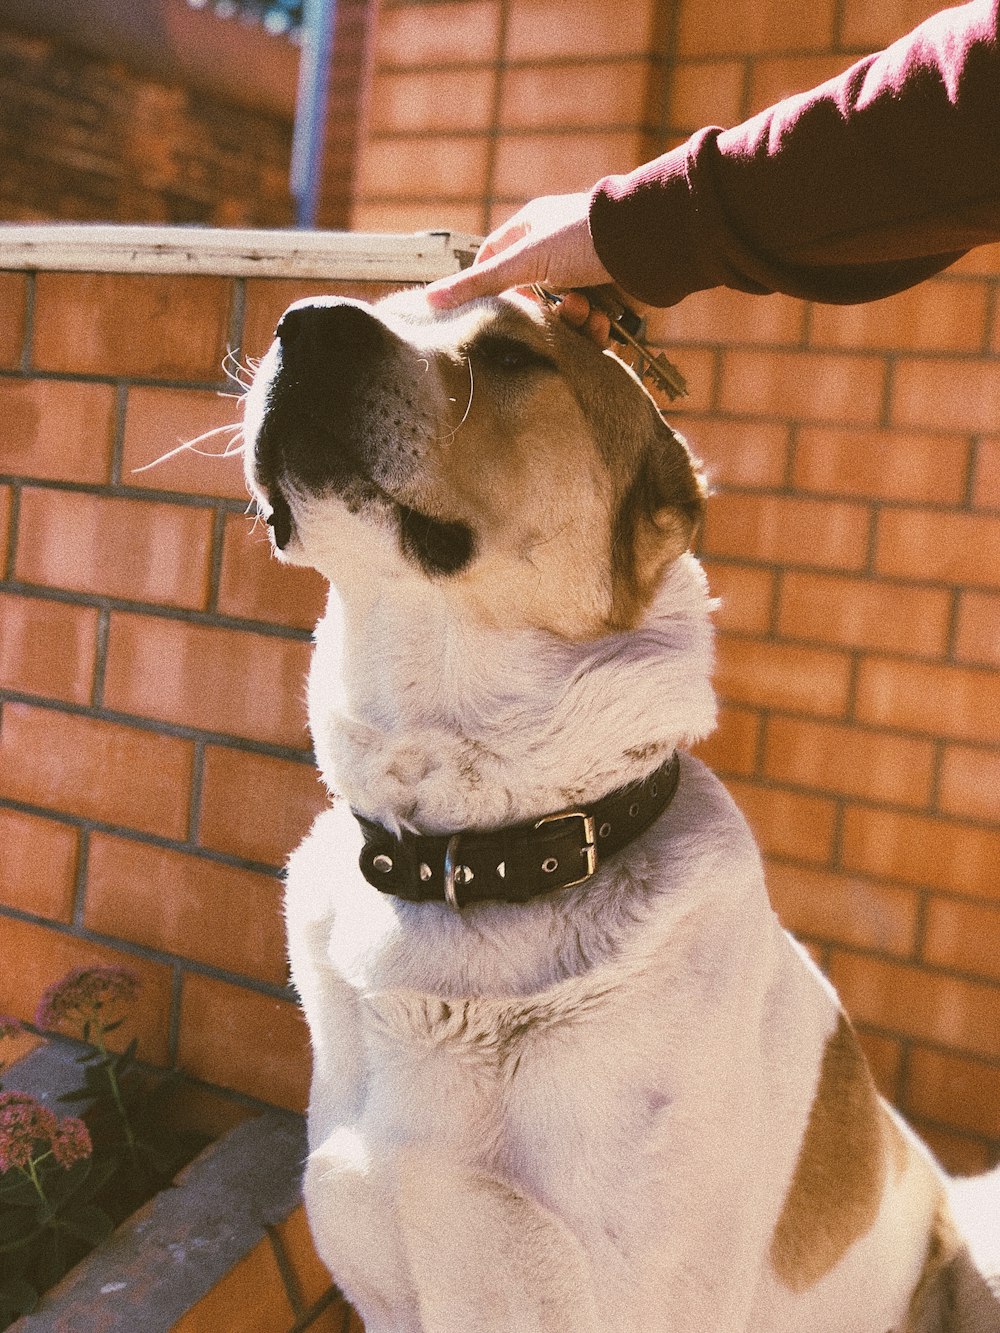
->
xmin=0 ymin=225 xmax=479 ymax=281
xmin=6 ymin=1043 xmax=360 ymax=1331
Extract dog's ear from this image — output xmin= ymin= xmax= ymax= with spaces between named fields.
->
xmin=612 ymin=419 xmax=707 ymax=627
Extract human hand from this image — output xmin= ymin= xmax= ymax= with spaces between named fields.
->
xmin=425 ymin=192 xmax=618 ymax=344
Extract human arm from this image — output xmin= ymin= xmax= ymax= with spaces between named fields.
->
xmin=427 ymin=0 xmax=1000 ymax=313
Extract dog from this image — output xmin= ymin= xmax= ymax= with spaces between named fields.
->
xmin=241 ymin=288 xmax=998 ymax=1333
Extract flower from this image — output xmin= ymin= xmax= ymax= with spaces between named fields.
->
xmin=35 ymin=965 xmax=141 ymax=1035
xmin=0 ymin=1091 xmax=59 ymax=1173
xmin=0 ymin=1094 xmax=93 ymax=1173
xmin=50 ymin=1116 xmax=93 ymax=1169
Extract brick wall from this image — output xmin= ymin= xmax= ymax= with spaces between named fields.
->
xmin=0 ymin=28 xmax=295 ymax=226
xmin=0 ymin=0 xmax=374 ymax=229
xmin=0 ymin=264 xmax=397 ymax=1125
xmin=351 ymin=0 xmax=1000 ymax=1173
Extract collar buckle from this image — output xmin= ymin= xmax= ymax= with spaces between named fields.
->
xmin=533 ymin=810 xmax=597 ymax=889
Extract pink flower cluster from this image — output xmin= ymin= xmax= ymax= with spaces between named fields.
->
xmin=0 ymin=1091 xmax=92 ymax=1173
xmin=35 ymin=965 xmax=141 ymax=1034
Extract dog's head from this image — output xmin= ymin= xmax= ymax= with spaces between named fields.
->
xmin=243 ymin=289 xmax=705 ymax=640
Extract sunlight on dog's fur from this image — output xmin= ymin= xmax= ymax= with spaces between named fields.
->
xmin=241 ymin=289 xmax=999 ymax=1333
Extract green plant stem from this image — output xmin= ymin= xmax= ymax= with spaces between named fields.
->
xmin=93 ymin=1027 xmax=137 ymax=1162
xmin=23 ymin=1158 xmax=49 ymax=1215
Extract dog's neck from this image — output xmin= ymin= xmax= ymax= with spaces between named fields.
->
xmin=307 ymin=553 xmax=716 ymax=837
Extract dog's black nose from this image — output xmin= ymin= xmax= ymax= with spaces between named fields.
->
xmin=274 ymin=299 xmax=389 ymax=362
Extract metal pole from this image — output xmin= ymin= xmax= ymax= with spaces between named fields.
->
xmin=290 ymin=0 xmax=337 ymax=228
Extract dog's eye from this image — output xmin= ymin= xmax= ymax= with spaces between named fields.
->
xmin=471 ymin=336 xmax=554 ymax=374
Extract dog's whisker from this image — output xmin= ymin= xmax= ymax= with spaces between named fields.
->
xmin=430 ymin=356 xmax=475 ymax=444
xmin=130 ymin=423 xmax=244 ymax=474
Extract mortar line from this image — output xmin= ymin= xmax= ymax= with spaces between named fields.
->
xmin=19 ymin=272 xmax=36 ymax=374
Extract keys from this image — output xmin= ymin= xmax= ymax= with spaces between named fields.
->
xmin=530 ymin=284 xmax=688 ymax=402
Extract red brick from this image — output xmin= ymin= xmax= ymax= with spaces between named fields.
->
xmin=828 ymin=951 xmax=1000 ymax=1061
xmin=727 ymin=779 xmax=837 ymax=863
xmin=875 ymin=508 xmax=1000 ymax=591
xmin=0 ymin=914 xmax=172 ymax=1063
xmin=173 ymin=1234 xmax=295 ymax=1333
xmin=765 ymin=860 xmax=918 ymax=956
xmin=891 ymin=357 xmax=1000 ymax=434
xmin=776 ymin=571 xmax=951 ymax=657
xmin=855 ymin=1027 xmax=903 ymax=1103
xmin=15 ymin=489 xmax=214 ymax=609
xmin=33 ymin=273 xmax=232 ymax=381
xmin=103 ymin=613 xmax=311 ymax=748
xmin=668 ymin=59 xmax=746 ymax=132
xmin=677 ymin=0 xmax=834 ymax=54
xmin=273 ymin=1204 xmax=337 ymax=1309
xmin=810 ymin=281 xmax=988 ymax=353
xmin=714 ymin=634 xmax=852 ymax=716
xmin=359 ymin=135 xmax=492 ymax=201
xmin=841 ymin=806 xmax=1000 ymax=902
xmin=719 ymin=349 xmax=885 ymax=422
xmin=907 ymin=1045 xmax=1000 ymax=1139
xmin=372 ymin=69 xmax=497 ymax=134
xmin=505 ymin=0 xmax=661 ymax=59
xmin=954 ymin=591 xmax=1000 ymax=668
xmin=352 ymin=198 xmax=486 ymax=236
xmin=376 ymin=1 xmax=501 ymax=65
xmin=217 ymin=514 xmax=327 ymax=629
xmin=0 ymin=379 xmax=116 ymax=484
xmin=690 ymin=702 xmax=760 ymax=776
xmin=973 ymin=437 xmax=1000 ymax=510
xmin=0 ymin=808 xmax=78 ymax=922
xmin=85 ymin=835 xmax=287 ymax=985
xmin=791 ymin=426 xmax=969 ymax=504
xmin=938 ymin=744 xmax=1000 ymax=822
xmin=650 ymin=288 xmax=805 ymax=348
xmin=0 ymin=592 xmax=100 ymax=704
xmin=122 ymin=386 xmax=247 ymax=500
xmin=855 ymin=657 xmax=1000 ymax=744
xmin=702 ymin=560 xmax=775 ymax=634
xmin=0 ymin=702 xmax=194 ymax=837
xmin=242 ymin=279 xmax=402 ymax=362
xmin=177 ymin=972 xmax=310 ymax=1109
xmin=492 ymin=131 xmax=647 ymax=199
xmin=924 ymin=896 xmax=1000 ymax=984
xmin=688 ymin=418 xmax=789 ymax=487
xmin=0 ymin=273 xmax=27 ymax=367
xmin=948 ymin=243 xmax=1000 ymax=278
xmin=199 ymin=746 xmax=327 ymax=865
xmin=747 ymin=55 xmax=853 ymax=114
xmin=501 ymin=62 xmax=647 ymax=129
xmin=840 ymin=0 xmax=953 ymax=48
xmin=702 ymin=493 xmax=870 ymax=569
xmin=763 ymin=716 xmax=935 ymax=807
xmin=912 ymin=1123 xmax=991 ymax=1176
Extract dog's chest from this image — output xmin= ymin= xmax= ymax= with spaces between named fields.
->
xmin=355 ymin=975 xmax=664 ymax=1210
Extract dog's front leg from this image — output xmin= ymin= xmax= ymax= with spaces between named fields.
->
xmin=398 ymin=1149 xmax=602 ymax=1333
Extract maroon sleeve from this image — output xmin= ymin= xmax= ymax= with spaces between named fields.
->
xmin=589 ymin=0 xmax=1000 ymax=307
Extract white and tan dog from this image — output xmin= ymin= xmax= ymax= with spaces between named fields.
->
xmin=242 ymin=289 xmax=997 ymax=1333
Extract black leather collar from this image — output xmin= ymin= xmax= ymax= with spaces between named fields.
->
xmin=355 ymin=752 xmax=680 ymax=910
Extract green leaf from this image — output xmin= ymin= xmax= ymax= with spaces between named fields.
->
xmin=0 ymin=1174 xmax=39 ymax=1207
xmin=0 ymin=1210 xmax=36 ymax=1245
xmin=0 ymin=1276 xmax=38 ymax=1319
xmin=0 ymin=1219 xmax=44 ymax=1255
xmin=60 ymin=1205 xmax=113 ymax=1246
xmin=57 ymin=1087 xmax=96 ymax=1103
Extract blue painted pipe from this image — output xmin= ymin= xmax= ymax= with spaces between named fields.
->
xmin=291 ymin=0 xmax=337 ymax=227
